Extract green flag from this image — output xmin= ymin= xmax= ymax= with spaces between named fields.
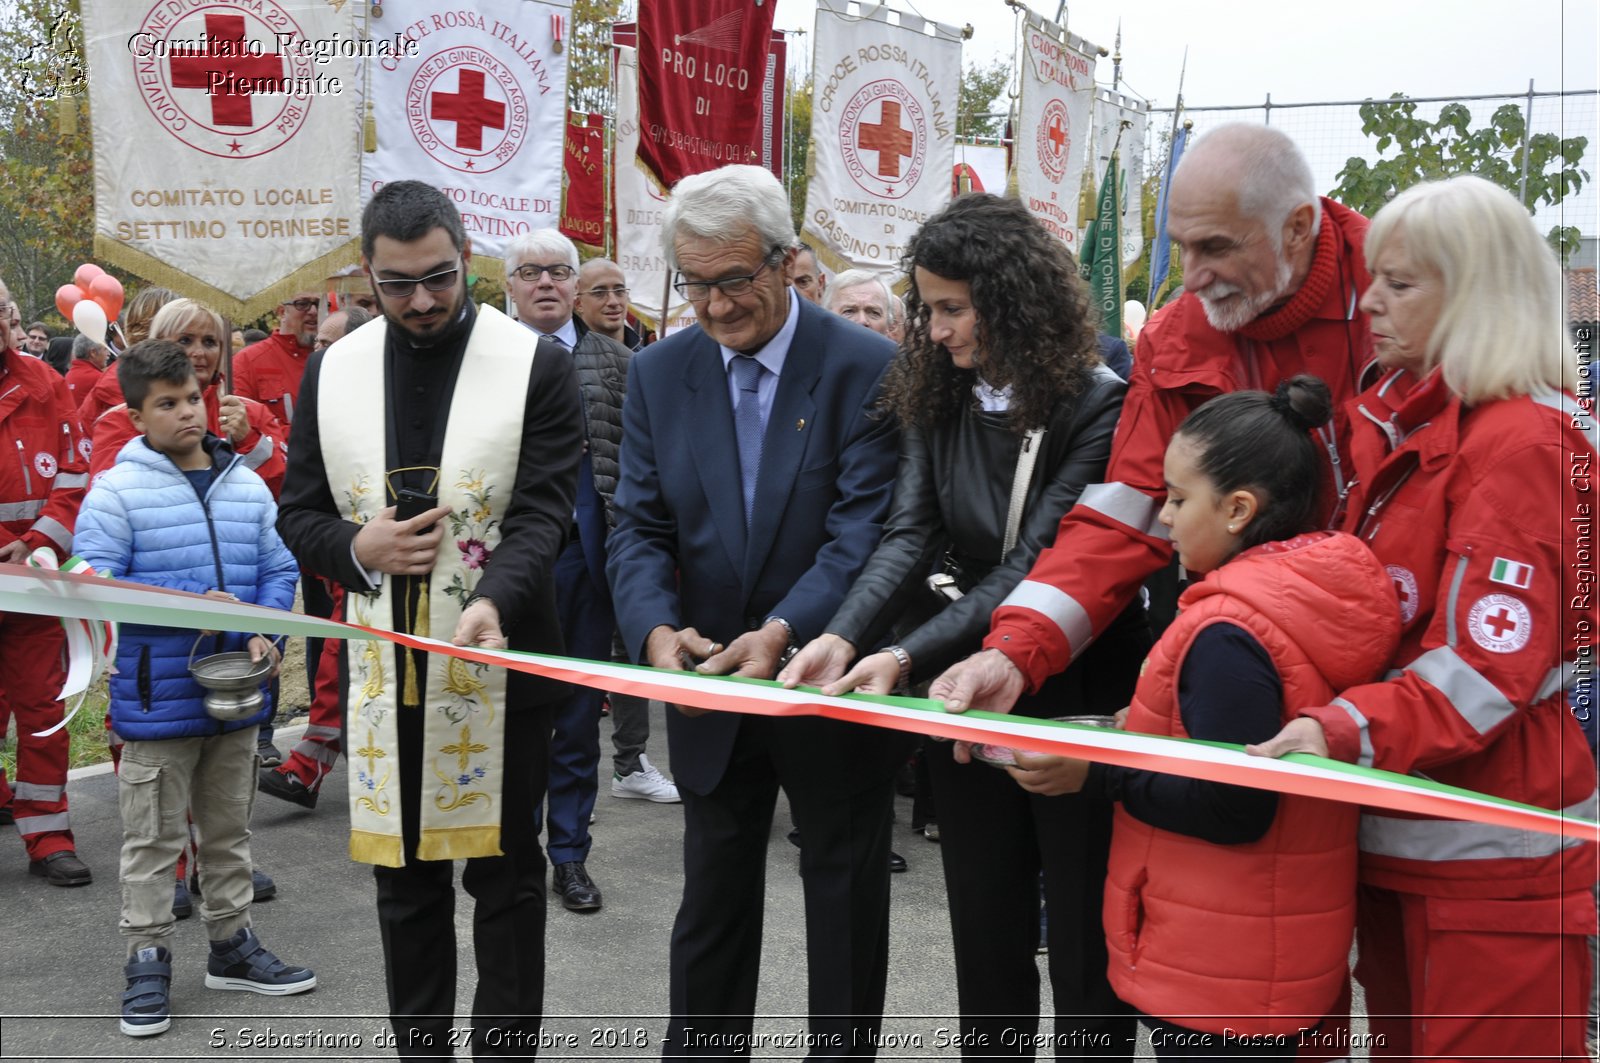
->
xmin=1081 ymin=153 xmax=1123 ymax=339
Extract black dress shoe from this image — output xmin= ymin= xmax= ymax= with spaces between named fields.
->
xmin=553 ymin=861 xmax=602 ymax=912
xmin=257 ymin=767 xmax=318 ymax=809
xmin=29 ymin=849 xmax=93 ymax=886
xmin=888 ymin=850 xmax=908 ymax=873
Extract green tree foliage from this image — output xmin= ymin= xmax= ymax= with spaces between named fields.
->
xmin=568 ymin=0 xmax=627 ymax=116
xmin=786 ymin=74 xmax=813 ymax=232
xmin=0 ymin=0 xmax=96 ymax=325
xmin=958 ymin=58 xmax=1011 ymax=139
xmin=1332 ymin=95 xmax=1589 ymax=262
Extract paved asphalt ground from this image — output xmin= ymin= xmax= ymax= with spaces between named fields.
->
xmin=0 ymin=704 xmax=975 ymax=1061
xmin=0 ymin=704 xmax=1376 ymax=1061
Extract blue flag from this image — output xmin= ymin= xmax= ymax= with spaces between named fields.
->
xmin=1150 ymin=124 xmax=1188 ymax=300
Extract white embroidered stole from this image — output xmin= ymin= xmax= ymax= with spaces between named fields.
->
xmin=319 ymin=306 xmax=535 ymax=866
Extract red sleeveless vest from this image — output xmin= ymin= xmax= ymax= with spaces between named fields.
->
xmin=1104 ymin=531 xmax=1400 ymax=1036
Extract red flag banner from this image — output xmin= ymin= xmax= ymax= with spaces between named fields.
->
xmin=635 ymin=0 xmax=779 ymax=186
xmin=560 ymin=112 xmax=606 ymax=251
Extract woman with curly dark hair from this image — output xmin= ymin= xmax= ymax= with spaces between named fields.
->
xmin=781 ymin=192 xmax=1149 ymax=1060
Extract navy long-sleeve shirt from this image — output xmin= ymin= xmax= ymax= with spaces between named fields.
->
xmin=1085 ymin=622 xmax=1281 ymax=844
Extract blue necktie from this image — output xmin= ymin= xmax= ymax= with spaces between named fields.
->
xmin=731 ymin=355 xmax=764 ymax=526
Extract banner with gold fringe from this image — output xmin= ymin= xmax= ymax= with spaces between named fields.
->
xmin=1 ymin=563 xmax=1594 ymax=848
xmin=81 ymin=0 xmax=366 ymax=320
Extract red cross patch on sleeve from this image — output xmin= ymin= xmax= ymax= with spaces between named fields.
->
xmin=1467 ymin=593 xmax=1533 ymax=653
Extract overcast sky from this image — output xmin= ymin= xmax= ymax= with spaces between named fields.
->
xmin=773 ymin=0 xmax=1596 ymax=106
xmin=771 ymin=0 xmax=1599 ymax=235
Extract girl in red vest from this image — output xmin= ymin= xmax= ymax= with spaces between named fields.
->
xmin=1007 ymin=376 xmax=1400 ymax=1057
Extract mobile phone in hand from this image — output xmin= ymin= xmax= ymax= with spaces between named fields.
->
xmin=394 ymin=486 xmax=439 ymax=533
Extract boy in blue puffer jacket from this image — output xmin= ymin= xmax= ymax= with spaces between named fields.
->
xmin=74 ymin=340 xmax=315 ymax=1038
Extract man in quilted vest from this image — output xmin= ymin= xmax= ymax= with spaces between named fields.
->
xmin=506 ymin=231 xmax=679 ymax=916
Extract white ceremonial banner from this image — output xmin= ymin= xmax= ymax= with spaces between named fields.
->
xmin=83 ymin=0 xmax=367 ymax=318
xmin=613 ymin=46 xmax=695 ymax=334
xmin=802 ymin=0 xmax=961 ymax=275
xmin=1089 ymin=88 xmax=1149 ymax=268
xmin=952 ymin=143 xmax=1009 ymax=197
xmin=362 ymin=0 xmax=570 ymax=268
xmin=1013 ymin=12 xmax=1099 ymax=251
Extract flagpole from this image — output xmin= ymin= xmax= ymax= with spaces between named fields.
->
xmin=1151 ymin=50 xmax=1188 ymax=305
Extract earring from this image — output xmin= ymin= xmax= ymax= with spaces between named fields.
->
xmin=1227 ymin=523 xmax=1238 ymax=534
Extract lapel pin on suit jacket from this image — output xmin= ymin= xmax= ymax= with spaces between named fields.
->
xmin=796 ymin=419 xmax=806 ymax=430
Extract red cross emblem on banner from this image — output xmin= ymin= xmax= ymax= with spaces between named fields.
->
xmin=840 ymin=80 xmax=927 ymax=200
xmin=1034 ymin=98 xmax=1072 ymax=183
xmin=1046 ymin=115 xmax=1067 ymax=153
xmin=431 ymin=69 xmax=507 ymax=152
xmin=858 ymin=99 xmax=915 ymax=179
xmin=167 ymin=13 xmax=286 ymax=128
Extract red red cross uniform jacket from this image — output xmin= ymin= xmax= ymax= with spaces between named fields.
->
xmin=88 ymin=383 xmax=285 ymax=498
xmin=0 ymin=344 xmax=91 ymax=860
xmin=1303 ymin=368 xmax=1597 ymax=896
xmin=982 ymin=199 xmax=1374 ymax=687
xmin=0 ymin=345 xmax=90 ymax=559
xmin=232 ymin=331 xmax=311 ymax=427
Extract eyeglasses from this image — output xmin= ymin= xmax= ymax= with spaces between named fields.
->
xmin=581 ymin=285 xmax=629 ymax=300
xmin=512 ymin=264 xmax=576 ymax=283
xmin=672 ymin=255 xmax=779 ymax=301
xmin=283 ymin=298 xmax=318 ymax=312
xmin=372 ymin=265 xmax=461 ymax=298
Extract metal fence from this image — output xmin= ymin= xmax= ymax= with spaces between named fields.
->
xmin=1146 ymin=86 xmax=1600 ymax=247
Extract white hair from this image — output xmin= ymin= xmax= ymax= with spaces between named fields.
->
xmin=1182 ymin=123 xmax=1322 ymax=247
xmin=149 ymin=298 xmax=224 ymax=344
xmin=661 ymin=165 xmax=796 ymax=268
xmin=1366 ymin=175 xmax=1573 ymax=404
xmin=826 ymin=269 xmax=901 ymax=325
xmin=504 ymin=229 xmax=578 ymax=278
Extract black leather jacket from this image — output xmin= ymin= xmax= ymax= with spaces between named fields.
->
xmin=827 ymin=363 xmax=1141 ymax=685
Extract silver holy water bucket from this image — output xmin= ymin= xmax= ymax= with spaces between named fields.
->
xmin=188 ymin=636 xmax=273 ymax=722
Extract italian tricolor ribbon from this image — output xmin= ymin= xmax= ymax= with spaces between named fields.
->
xmin=2 ymin=562 xmax=1594 ymax=846
xmin=23 ymin=550 xmax=116 ymax=738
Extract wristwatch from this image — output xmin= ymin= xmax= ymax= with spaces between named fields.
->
xmin=763 ymin=615 xmax=799 ymax=667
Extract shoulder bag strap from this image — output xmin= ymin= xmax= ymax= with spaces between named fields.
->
xmin=1002 ymin=427 xmax=1045 ymax=559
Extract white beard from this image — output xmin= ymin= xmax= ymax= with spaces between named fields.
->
xmin=1196 ymin=256 xmax=1295 ymax=333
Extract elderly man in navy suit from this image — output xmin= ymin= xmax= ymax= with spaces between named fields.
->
xmin=607 ymin=165 xmax=902 ymax=1057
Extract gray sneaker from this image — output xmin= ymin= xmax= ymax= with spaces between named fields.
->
xmin=611 ymin=754 xmax=681 ymax=803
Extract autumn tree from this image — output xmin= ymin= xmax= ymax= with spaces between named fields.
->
xmin=568 ymin=0 xmax=628 ymax=116
xmin=958 ymin=58 xmax=1011 ymax=139
xmin=1332 ymin=95 xmax=1590 ymax=261
xmin=0 ymin=0 xmax=94 ymax=326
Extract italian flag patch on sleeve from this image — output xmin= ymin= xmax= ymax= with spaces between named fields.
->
xmin=1489 ymin=557 xmax=1534 ymax=589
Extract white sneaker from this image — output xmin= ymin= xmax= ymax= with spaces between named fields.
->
xmin=611 ymin=755 xmax=682 ymax=803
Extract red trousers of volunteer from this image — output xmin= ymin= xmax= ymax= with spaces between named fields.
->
xmin=1356 ymin=883 xmax=1594 ymax=1060
xmin=0 ymin=611 xmax=74 ymax=860
xmin=275 ymin=581 xmax=344 ymax=792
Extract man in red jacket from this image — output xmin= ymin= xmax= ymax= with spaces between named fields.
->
xmin=64 ymin=335 xmax=109 ymax=406
xmin=0 ymin=277 xmax=94 ymax=886
xmin=934 ymin=122 xmax=1376 ymax=730
xmin=232 ymin=291 xmax=318 ymax=428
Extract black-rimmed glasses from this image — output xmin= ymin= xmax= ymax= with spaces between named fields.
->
xmin=283 ymin=298 xmax=318 ymax=312
xmin=672 ymin=254 xmax=781 ymax=301
xmin=373 ymin=265 xmax=461 ymax=299
xmin=512 ymin=264 xmax=576 ymax=283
